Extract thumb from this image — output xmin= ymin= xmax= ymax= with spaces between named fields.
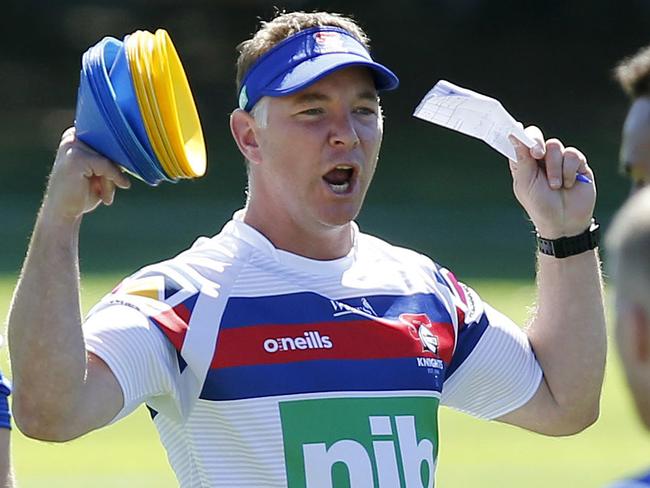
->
xmin=508 ymin=126 xmax=545 ymax=181
xmin=508 ymin=135 xmax=538 ymax=183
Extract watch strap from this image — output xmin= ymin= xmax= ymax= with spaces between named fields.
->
xmin=536 ymin=220 xmax=600 ymax=258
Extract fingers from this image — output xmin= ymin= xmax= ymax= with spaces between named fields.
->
xmin=75 ymin=151 xmax=130 ymax=203
xmin=88 ymin=175 xmax=116 ymax=206
xmin=99 ymin=176 xmax=117 ymax=206
xmin=544 ymin=139 xmax=565 ymax=189
xmin=83 ymin=155 xmax=130 ymax=191
xmin=89 ymin=175 xmax=103 ymax=198
xmin=510 ymin=125 xmax=590 ymax=191
xmin=61 ymin=127 xmax=76 ymax=144
xmin=77 ymin=151 xmax=129 ymax=206
xmin=61 ymin=133 xmax=131 ymax=191
xmin=509 ymin=126 xmax=546 ymax=167
xmin=562 ymin=147 xmax=588 ymax=189
xmin=524 ymin=125 xmax=546 ymax=160
xmin=544 ymin=139 xmax=588 ymax=190
xmin=508 ymin=125 xmax=547 ymax=189
xmin=46 ymin=128 xmax=132 ymax=217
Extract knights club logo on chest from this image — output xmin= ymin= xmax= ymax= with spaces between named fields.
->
xmin=399 ymin=312 xmax=455 ymax=365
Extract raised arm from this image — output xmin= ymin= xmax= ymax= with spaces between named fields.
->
xmin=7 ymin=128 xmax=131 ymax=441
xmin=497 ymin=126 xmax=606 ymax=435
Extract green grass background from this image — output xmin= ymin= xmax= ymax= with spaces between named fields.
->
xmin=1 ymin=274 xmax=648 ymax=487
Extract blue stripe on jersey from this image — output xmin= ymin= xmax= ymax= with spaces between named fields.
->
xmin=444 ymin=313 xmax=489 ymax=382
xmin=433 ymin=271 xmax=448 ymax=288
xmin=200 ymin=357 xmax=445 ymax=401
xmin=220 ymin=292 xmax=453 ymax=329
xmin=176 ymin=350 xmax=188 ymax=374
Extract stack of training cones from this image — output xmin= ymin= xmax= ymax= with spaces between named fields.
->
xmin=74 ymin=29 xmax=206 ymax=186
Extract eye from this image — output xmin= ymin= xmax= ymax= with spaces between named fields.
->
xmin=298 ymin=107 xmax=325 ymax=116
xmin=354 ymin=106 xmax=377 ymax=116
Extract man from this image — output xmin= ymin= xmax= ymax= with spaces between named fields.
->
xmin=605 ymin=187 xmax=650 ymax=488
xmin=8 ymin=11 xmax=606 ymax=487
xmin=615 ymin=45 xmax=650 ymax=193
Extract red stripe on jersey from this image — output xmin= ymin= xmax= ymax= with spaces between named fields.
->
xmin=150 ymin=307 xmax=189 ymax=351
xmin=456 ymin=308 xmax=466 ymax=327
xmin=211 ymin=318 xmax=455 ymax=369
xmin=174 ymin=303 xmax=191 ymax=324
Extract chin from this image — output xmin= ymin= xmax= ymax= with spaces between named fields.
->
xmin=320 ymin=215 xmax=356 ymax=228
xmin=318 ymin=207 xmax=360 ymax=228
xmin=319 ymin=203 xmax=361 ymax=227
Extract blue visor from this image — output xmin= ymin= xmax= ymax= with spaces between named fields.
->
xmin=238 ymin=26 xmax=399 ymax=111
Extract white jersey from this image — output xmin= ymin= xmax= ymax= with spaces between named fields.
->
xmin=84 ymin=211 xmax=542 ymax=487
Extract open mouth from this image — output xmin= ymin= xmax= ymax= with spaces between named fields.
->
xmin=323 ymin=165 xmax=355 ymax=194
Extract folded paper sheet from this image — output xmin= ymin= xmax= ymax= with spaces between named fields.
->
xmin=413 ymin=80 xmax=536 ymax=161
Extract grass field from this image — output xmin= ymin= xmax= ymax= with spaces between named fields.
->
xmin=0 ymin=274 xmax=648 ymax=487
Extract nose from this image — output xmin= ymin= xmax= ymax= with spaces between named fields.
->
xmin=328 ymin=113 xmax=360 ymax=148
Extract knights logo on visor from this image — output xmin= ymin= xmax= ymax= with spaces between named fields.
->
xmin=313 ymin=31 xmax=345 ymax=52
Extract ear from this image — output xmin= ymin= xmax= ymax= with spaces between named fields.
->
xmin=230 ymin=109 xmax=263 ymax=165
xmin=632 ymin=304 xmax=650 ymax=362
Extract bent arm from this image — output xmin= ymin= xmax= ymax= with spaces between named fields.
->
xmin=8 ymin=210 xmax=123 ymax=441
xmin=498 ymin=250 xmax=606 ymax=435
xmin=7 ymin=129 xmax=130 ymax=441
xmin=496 ymin=128 xmax=606 ymax=435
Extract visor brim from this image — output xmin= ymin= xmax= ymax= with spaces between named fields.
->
xmin=261 ymin=52 xmax=399 ymax=98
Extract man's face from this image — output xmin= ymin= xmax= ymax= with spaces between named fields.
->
xmin=620 ymin=97 xmax=650 ymax=194
xmin=615 ymin=296 xmax=650 ymax=430
xmin=249 ymin=67 xmax=383 ymax=233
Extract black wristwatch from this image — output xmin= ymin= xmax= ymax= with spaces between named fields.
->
xmin=536 ymin=219 xmax=600 ymax=258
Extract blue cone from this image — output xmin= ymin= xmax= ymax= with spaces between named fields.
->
xmin=74 ymin=66 xmax=135 ymax=174
xmin=109 ymin=35 xmax=157 ymax=162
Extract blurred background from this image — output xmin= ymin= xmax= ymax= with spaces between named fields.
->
xmin=1 ymin=0 xmax=648 ymax=486
xmin=0 ymin=0 xmax=643 ymax=278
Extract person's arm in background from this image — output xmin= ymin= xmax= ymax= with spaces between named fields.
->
xmin=7 ymin=128 xmax=130 ymax=441
xmin=496 ymin=126 xmax=607 ymax=435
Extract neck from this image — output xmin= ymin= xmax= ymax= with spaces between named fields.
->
xmin=242 ymin=205 xmax=354 ymax=260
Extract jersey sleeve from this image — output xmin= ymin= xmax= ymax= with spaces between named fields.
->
xmin=84 ymin=303 xmax=183 ymax=423
xmin=435 ymin=268 xmax=543 ymax=420
xmin=83 ymin=262 xmax=211 ymax=423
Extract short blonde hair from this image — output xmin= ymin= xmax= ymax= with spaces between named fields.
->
xmin=235 ymin=11 xmax=370 ymax=96
xmin=615 ymin=45 xmax=650 ymax=99
xmin=606 ymin=186 xmax=650 ymax=311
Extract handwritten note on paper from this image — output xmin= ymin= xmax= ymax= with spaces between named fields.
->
xmin=413 ymin=80 xmax=536 ymax=161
